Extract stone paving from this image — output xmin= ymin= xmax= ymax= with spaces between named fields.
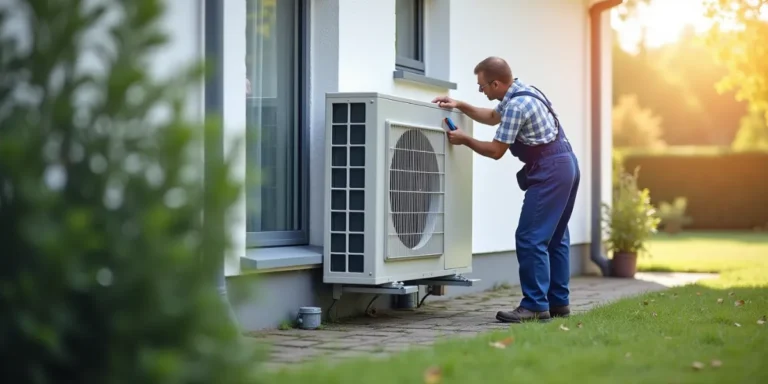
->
xmin=246 ymin=272 xmax=716 ymax=371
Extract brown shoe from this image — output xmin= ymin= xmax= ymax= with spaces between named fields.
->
xmin=551 ymin=305 xmax=571 ymax=318
xmin=496 ymin=306 xmax=552 ymax=323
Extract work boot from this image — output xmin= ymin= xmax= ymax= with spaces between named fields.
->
xmin=496 ymin=306 xmax=551 ymax=323
xmin=550 ymin=305 xmax=571 ymax=318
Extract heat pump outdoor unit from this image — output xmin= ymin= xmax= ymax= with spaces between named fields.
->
xmin=323 ymin=92 xmax=474 ymax=293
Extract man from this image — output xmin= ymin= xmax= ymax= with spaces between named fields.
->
xmin=432 ymin=56 xmax=580 ymax=323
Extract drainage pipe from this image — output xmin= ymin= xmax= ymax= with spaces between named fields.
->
xmin=589 ymin=0 xmax=623 ymax=277
xmin=205 ymin=0 xmax=240 ymax=330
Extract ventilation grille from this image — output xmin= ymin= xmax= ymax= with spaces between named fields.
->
xmin=386 ymin=122 xmax=445 ymax=259
xmin=328 ymin=102 xmax=366 ymax=273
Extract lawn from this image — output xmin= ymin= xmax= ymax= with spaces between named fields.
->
xmin=258 ymin=231 xmax=768 ymax=384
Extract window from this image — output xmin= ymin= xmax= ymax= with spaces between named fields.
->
xmin=395 ymin=0 xmax=424 ymax=74
xmin=245 ymin=0 xmax=308 ymax=247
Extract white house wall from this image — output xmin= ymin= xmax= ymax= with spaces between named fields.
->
xmin=148 ymin=0 xmax=613 ymax=276
xmin=323 ymin=0 xmax=595 ymax=255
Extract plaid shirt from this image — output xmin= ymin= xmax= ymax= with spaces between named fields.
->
xmin=493 ymin=78 xmax=559 ymax=146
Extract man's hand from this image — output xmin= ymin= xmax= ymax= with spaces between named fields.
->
xmin=446 ymin=126 xmax=470 ymax=146
xmin=445 ymin=124 xmax=508 ymax=160
xmin=432 ymin=96 xmax=460 ymax=110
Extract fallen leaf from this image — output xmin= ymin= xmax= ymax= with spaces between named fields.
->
xmin=696 ymin=292 xmax=702 ymax=296
xmin=643 ymin=300 xmax=649 ymax=306
xmin=692 ymin=361 xmax=705 ymax=370
xmin=665 ymin=336 xmax=673 ymax=340
xmin=728 ymin=292 xmax=735 ymax=297
xmin=758 ymin=315 xmax=766 ymax=325
xmin=734 ymin=322 xmax=742 ymax=327
xmin=488 ymin=336 xmax=514 ymax=349
xmin=735 ymin=300 xmax=745 ymax=307
xmin=660 ymin=292 xmax=665 ymax=296
xmin=625 ymin=352 xmax=632 ymax=358
xmin=559 ymin=324 xmax=570 ymax=331
xmin=711 ymin=360 xmax=722 ymax=368
xmin=651 ymin=299 xmax=656 ymax=302
xmin=423 ymin=366 xmax=442 ymax=384
xmin=577 ymin=322 xmax=583 ymax=328
xmin=652 ymin=312 xmax=658 ymax=317
xmin=717 ymin=298 xmax=724 ymax=304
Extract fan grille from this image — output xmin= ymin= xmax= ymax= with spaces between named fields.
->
xmin=387 ymin=124 xmax=445 ymax=259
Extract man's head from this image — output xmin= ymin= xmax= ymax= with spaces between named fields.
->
xmin=473 ymin=56 xmax=513 ymax=101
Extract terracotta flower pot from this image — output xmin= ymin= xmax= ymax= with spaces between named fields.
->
xmin=610 ymin=251 xmax=638 ymax=278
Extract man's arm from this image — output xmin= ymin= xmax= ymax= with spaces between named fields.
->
xmin=463 ymin=103 xmax=527 ymax=160
xmin=463 ymin=138 xmax=509 ymax=160
xmin=456 ymin=101 xmax=501 ymax=126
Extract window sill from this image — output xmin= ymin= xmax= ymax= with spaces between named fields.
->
xmin=393 ymin=70 xmax=457 ymax=90
xmin=241 ymin=245 xmax=322 ymax=273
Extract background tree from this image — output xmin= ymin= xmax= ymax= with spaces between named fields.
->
xmin=703 ymin=0 xmax=768 ymax=148
xmin=0 ymin=0 xmax=261 ymax=382
xmin=612 ymin=94 xmax=667 ymax=149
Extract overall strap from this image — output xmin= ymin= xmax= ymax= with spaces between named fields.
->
xmin=509 ymin=90 xmax=560 ymax=128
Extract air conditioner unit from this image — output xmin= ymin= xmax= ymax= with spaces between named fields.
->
xmin=323 ymin=92 xmax=474 ymax=290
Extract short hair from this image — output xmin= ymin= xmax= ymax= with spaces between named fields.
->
xmin=473 ymin=56 xmax=512 ymax=83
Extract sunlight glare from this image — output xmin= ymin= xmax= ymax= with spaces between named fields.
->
xmin=611 ymin=0 xmax=745 ymax=54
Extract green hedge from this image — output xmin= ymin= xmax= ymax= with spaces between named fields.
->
xmin=619 ymin=148 xmax=768 ymax=230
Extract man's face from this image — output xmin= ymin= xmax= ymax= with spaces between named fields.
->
xmin=477 ymin=72 xmax=502 ymax=101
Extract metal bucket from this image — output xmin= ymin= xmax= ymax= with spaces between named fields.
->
xmin=296 ymin=306 xmax=322 ymax=330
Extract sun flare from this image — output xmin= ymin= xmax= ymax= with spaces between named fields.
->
xmin=610 ymin=0 xmax=737 ymax=54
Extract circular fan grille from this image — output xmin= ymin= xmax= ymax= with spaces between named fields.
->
xmin=389 ymin=129 xmax=441 ymax=249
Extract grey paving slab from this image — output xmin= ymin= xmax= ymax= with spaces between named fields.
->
xmin=248 ymin=272 xmax=717 ymax=371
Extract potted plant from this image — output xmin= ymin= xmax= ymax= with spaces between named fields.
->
xmin=657 ymin=196 xmax=693 ymax=234
xmin=602 ymin=166 xmax=661 ymax=278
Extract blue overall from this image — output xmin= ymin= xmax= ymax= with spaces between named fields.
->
xmin=508 ymin=87 xmax=581 ymax=312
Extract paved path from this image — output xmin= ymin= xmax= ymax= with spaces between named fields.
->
xmin=246 ymin=272 xmax=716 ymax=371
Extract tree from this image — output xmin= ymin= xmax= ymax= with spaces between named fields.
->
xmin=0 ymin=1 xmax=260 ymax=382
xmin=703 ymin=0 xmax=768 ymax=123
xmin=732 ymin=108 xmax=768 ymax=151
xmin=612 ymin=94 xmax=667 ymax=149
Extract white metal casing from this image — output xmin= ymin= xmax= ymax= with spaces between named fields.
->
xmin=323 ymin=92 xmax=473 ymax=285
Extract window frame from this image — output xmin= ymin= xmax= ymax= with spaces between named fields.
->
xmin=395 ymin=0 xmax=425 ymax=74
xmin=245 ymin=0 xmax=310 ymax=248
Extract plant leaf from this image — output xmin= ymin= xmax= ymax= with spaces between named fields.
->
xmin=423 ymin=366 xmax=442 ymax=384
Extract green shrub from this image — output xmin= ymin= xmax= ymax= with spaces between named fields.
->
xmin=602 ymin=167 xmax=661 ymax=256
xmin=612 ymin=94 xmax=667 ymax=149
xmin=0 ymin=1 xmax=260 ymax=383
xmin=656 ymin=197 xmax=693 ymax=234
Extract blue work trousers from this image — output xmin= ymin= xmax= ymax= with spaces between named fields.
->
xmin=515 ymin=152 xmax=580 ymax=312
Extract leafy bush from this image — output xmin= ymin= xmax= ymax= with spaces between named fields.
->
xmin=656 ymin=197 xmax=693 ymax=234
xmin=0 ymin=1 xmax=260 ymax=383
xmin=602 ymin=167 xmax=661 ymax=256
xmin=732 ymin=108 xmax=768 ymax=152
xmin=612 ymin=94 xmax=667 ymax=149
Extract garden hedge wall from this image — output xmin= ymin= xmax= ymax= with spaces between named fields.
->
xmin=619 ymin=148 xmax=768 ymax=230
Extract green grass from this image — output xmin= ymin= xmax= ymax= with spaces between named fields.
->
xmin=639 ymin=231 xmax=768 ymax=288
xmin=259 ymin=232 xmax=768 ymax=383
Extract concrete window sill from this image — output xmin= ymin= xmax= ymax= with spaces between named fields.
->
xmin=241 ymin=245 xmax=322 ymax=272
xmin=393 ymin=70 xmax=458 ymax=90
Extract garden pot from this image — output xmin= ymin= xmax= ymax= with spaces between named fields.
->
xmin=610 ymin=251 xmax=638 ymax=278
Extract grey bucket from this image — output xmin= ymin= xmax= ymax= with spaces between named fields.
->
xmin=296 ymin=306 xmax=322 ymax=330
